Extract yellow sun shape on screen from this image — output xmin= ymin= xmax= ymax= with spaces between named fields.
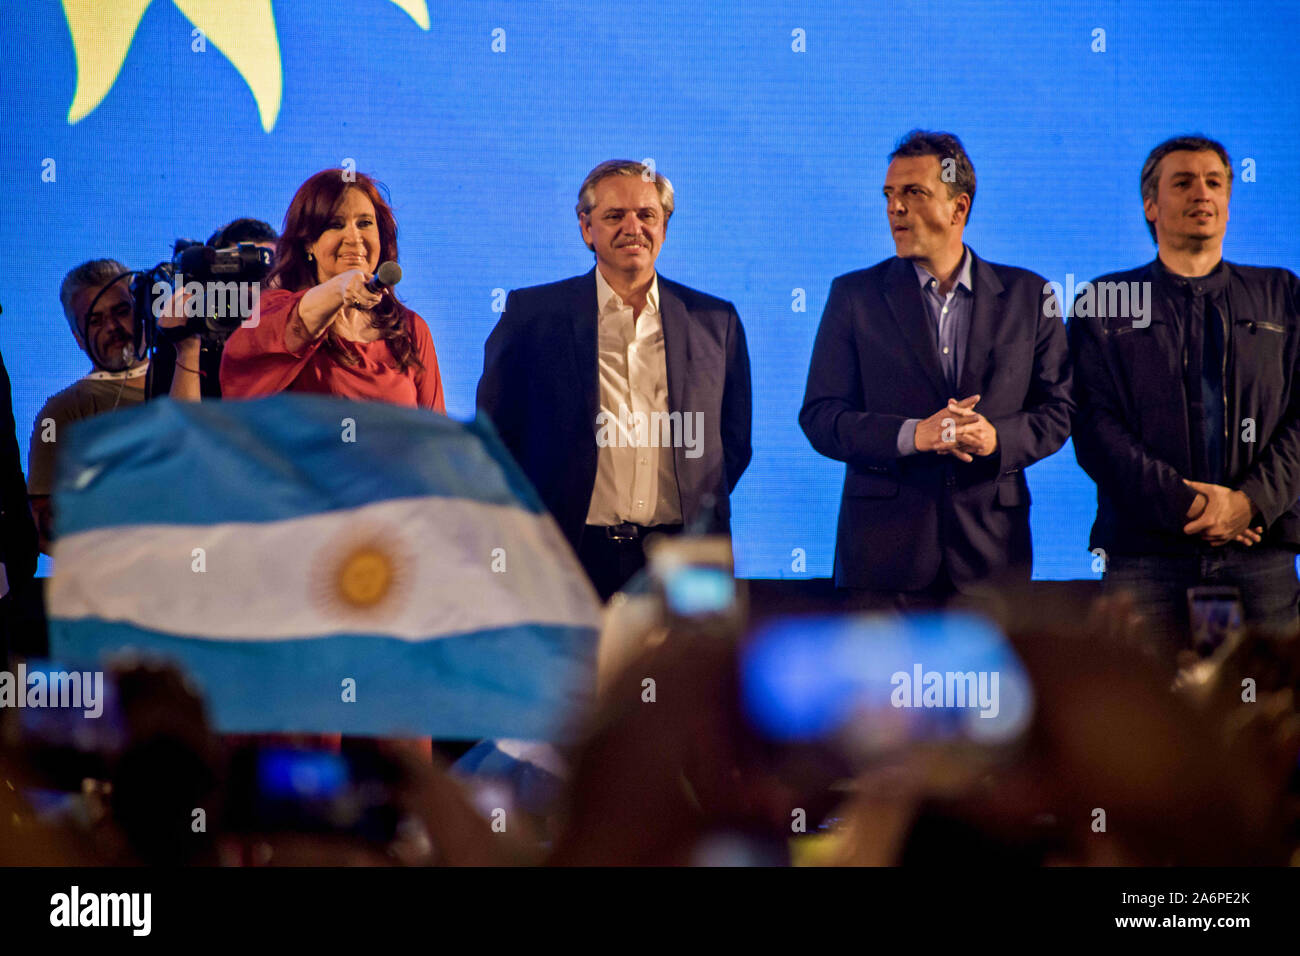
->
xmin=61 ymin=0 xmax=430 ymax=132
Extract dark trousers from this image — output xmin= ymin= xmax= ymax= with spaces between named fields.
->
xmin=577 ymin=523 xmax=683 ymax=602
xmin=1104 ymin=546 xmax=1300 ymax=655
xmin=842 ymin=564 xmax=961 ymax=612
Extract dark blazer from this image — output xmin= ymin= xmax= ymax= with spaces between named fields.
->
xmin=1069 ymin=259 xmax=1300 ymax=556
xmin=800 ymin=252 xmax=1073 ymax=590
xmin=1 ymin=346 xmax=38 ymax=586
xmin=477 ymin=269 xmax=752 ymax=551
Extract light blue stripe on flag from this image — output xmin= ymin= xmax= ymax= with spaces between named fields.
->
xmin=48 ymin=395 xmax=600 ymax=739
xmin=54 ymin=620 xmax=595 ymax=740
xmin=53 ymin=393 xmax=545 ymax=532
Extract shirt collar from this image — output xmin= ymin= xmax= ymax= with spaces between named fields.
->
xmin=84 ymin=360 xmax=150 ymax=381
xmin=596 ymin=266 xmax=659 ymax=316
xmin=913 ymin=245 xmax=973 ymax=295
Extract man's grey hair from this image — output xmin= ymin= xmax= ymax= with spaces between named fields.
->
xmin=575 ymin=160 xmax=675 ymax=222
xmin=1139 ymin=135 xmax=1233 ymax=244
xmin=59 ymin=258 xmax=129 ymax=337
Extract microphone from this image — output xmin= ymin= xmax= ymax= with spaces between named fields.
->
xmin=365 ymin=261 xmax=402 ymax=294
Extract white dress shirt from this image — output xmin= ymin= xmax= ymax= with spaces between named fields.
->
xmin=586 ymin=267 xmax=683 ymax=526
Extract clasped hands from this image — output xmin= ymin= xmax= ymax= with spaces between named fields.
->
xmin=913 ymin=394 xmax=997 ymax=462
xmin=1183 ymin=480 xmax=1261 ymax=548
xmin=913 ymin=397 xmax=1261 ymax=548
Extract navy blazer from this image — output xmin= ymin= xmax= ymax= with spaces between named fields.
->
xmin=799 ymin=253 xmax=1073 ymax=590
xmin=1 ymin=347 xmax=38 ymax=584
xmin=477 ymin=269 xmax=752 ymax=551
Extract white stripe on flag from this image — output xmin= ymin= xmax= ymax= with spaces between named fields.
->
xmin=49 ymin=496 xmax=600 ymax=640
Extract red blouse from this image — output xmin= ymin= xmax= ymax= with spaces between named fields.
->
xmin=220 ymin=288 xmax=446 ymax=412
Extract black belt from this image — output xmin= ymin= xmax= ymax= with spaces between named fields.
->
xmin=588 ymin=522 xmax=683 ymax=543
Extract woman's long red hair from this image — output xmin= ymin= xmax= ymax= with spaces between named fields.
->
xmin=268 ymin=169 xmax=422 ymax=372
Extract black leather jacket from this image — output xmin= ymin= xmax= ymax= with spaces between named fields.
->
xmin=1069 ymin=258 xmax=1300 ymax=555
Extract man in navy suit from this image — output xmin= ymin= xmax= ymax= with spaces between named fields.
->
xmin=800 ymin=131 xmax=1073 ymax=605
xmin=478 ymin=160 xmax=752 ymax=600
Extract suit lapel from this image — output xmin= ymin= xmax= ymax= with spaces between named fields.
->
xmin=957 ymin=252 xmax=1005 ymax=399
xmin=657 ymin=277 xmax=691 ymax=418
xmin=570 ymin=269 xmax=600 ymax=422
xmin=883 ymin=256 xmax=949 ymax=400
xmin=654 ymin=278 xmax=693 ymax=511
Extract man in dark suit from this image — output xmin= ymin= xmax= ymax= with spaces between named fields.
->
xmin=800 ymin=130 xmax=1072 ymax=605
xmin=1 ymin=345 xmax=41 ymax=664
xmin=478 ymin=160 xmax=752 ymax=600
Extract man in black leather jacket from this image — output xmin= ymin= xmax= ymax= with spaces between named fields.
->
xmin=1069 ymin=134 xmax=1300 ymax=652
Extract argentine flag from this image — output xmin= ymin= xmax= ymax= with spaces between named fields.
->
xmin=47 ymin=396 xmax=601 ymax=740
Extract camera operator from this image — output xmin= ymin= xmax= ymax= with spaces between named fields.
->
xmin=151 ymin=218 xmax=278 ymax=401
xmin=28 ymin=260 xmax=149 ymax=554
xmin=27 ymin=258 xmax=209 ymax=554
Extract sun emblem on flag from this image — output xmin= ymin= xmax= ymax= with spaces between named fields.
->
xmin=60 ymin=0 xmax=430 ymax=132
xmin=313 ymin=525 xmax=413 ymax=621
xmin=336 ymin=546 xmax=394 ymax=608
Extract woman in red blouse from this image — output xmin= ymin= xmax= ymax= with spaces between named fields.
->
xmin=222 ymin=169 xmax=445 ymax=412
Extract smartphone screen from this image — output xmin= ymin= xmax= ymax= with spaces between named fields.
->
xmin=646 ymin=534 xmax=740 ymax=626
xmin=256 ymin=749 xmax=350 ymax=802
xmin=225 ymin=746 xmax=398 ymax=841
xmin=661 ymin=564 xmax=736 ymax=617
xmin=740 ymin=612 xmax=1034 ymax=759
xmin=1186 ymin=586 xmax=1243 ymax=657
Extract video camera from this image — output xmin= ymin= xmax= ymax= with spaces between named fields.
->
xmin=131 ymin=238 xmax=273 ymax=359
